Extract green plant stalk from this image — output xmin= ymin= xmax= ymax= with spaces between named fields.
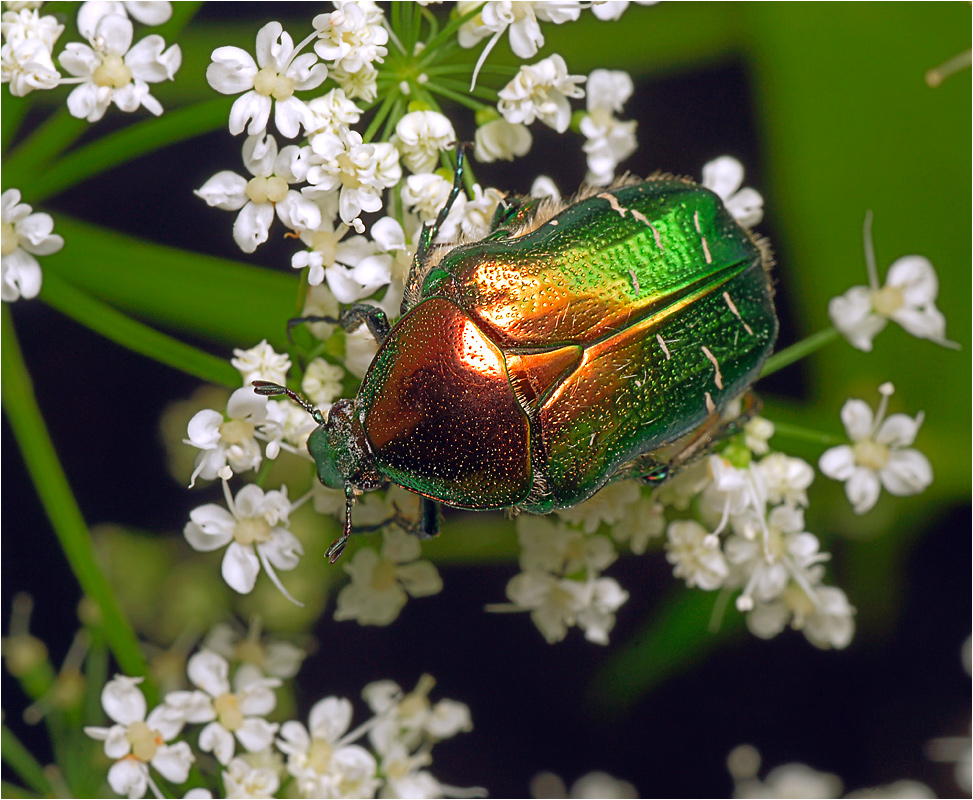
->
xmin=1 ymin=724 xmax=54 ymax=797
xmin=1 ymin=308 xmax=151 ymax=689
xmin=770 ymin=419 xmax=844 ymax=447
xmin=42 ymin=273 xmax=238 ymax=387
xmin=761 ymin=326 xmax=840 ymax=377
xmin=0 ymin=778 xmax=40 ymax=799
xmin=2 ymin=108 xmax=89 ymax=189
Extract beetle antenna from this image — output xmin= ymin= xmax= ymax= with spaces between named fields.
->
xmin=251 ymin=381 xmax=324 ymax=423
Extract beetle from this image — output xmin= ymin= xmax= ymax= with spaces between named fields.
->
xmin=256 ymin=147 xmax=777 ymax=561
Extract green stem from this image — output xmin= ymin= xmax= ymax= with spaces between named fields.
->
xmin=380 ymin=98 xmax=406 ymax=143
xmin=3 ymin=108 xmax=89 ymax=189
xmin=419 ymin=6 xmax=482 ymax=62
xmin=1 ymin=308 xmax=151 ymax=687
xmin=760 ymin=326 xmax=840 ymax=377
xmin=23 ymin=98 xmax=231 ymax=203
xmin=426 ymin=75 xmax=498 ymax=102
xmin=41 ymin=273 xmax=238 ymax=387
xmin=421 ymin=80 xmax=487 ymax=112
xmin=1 ymin=725 xmax=54 ymax=797
xmin=363 ymin=88 xmax=401 ymax=143
xmin=0 ymin=779 xmax=40 ymax=799
xmin=1 ymin=94 xmax=29 ymax=154
xmin=769 ymin=420 xmax=845 ymax=447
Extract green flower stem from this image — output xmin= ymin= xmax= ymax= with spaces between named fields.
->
xmin=24 ymin=98 xmax=231 ymax=204
xmin=363 ymin=88 xmax=401 ymax=143
xmin=41 ymin=273 xmax=238 ymax=387
xmin=3 ymin=108 xmax=89 ymax=189
xmin=421 ymin=80 xmax=487 ymax=112
xmin=419 ymin=5 xmax=482 ymax=60
xmin=1 ymin=91 xmax=28 ymax=154
xmin=1 ymin=724 xmax=54 ymax=797
xmin=419 ymin=6 xmax=439 ymax=42
xmin=1 ymin=308 xmax=151 ymax=688
xmin=760 ymin=326 xmax=841 ymax=378
xmin=769 ymin=420 xmax=845 ymax=447
xmin=427 ymin=75 xmax=499 ymax=103
xmin=423 ymin=64 xmax=513 ymax=78
xmin=380 ymin=98 xmax=406 ymax=144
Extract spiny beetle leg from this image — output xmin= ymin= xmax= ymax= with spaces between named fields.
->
xmin=251 ymin=381 xmax=324 ymax=423
xmin=414 ymin=497 xmax=440 ymax=540
xmin=288 ymin=304 xmax=391 ymax=345
xmin=415 ymin=142 xmax=470 ymax=264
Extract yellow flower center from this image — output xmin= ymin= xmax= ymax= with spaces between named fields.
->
xmin=309 ymin=229 xmax=341 ymax=264
xmin=1 ymin=220 xmax=18 ymax=256
xmin=871 ymin=284 xmax=904 ymax=317
xmin=213 ymin=692 xmax=244 ymax=731
xmin=852 ymin=439 xmax=889 ymax=471
xmin=782 ymin=582 xmax=815 ymax=623
xmin=336 ymin=153 xmax=362 ymax=189
xmin=234 ymin=516 xmax=272 ymax=546
xmin=252 ymin=67 xmax=295 ymax=100
xmin=233 ymin=638 xmax=265 ymax=668
xmin=93 ymin=53 xmax=132 ymax=88
xmin=245 ymin=175 xmax=289 ymax=204
xmin=370 ymin=558 xmax=399 ymax=591
xmin=127 ymin=720 xmax=161 ymax=762
xmin=219 ymin=418 xmax=255 ymax=445
xmin=308 ymin=738 xmax=333 ymax=773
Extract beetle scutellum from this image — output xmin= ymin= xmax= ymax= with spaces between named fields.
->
xmin=256 ymin=147 xmax=777 ymax=560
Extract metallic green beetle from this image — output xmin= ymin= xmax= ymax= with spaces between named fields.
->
xmin=257 ymin=149 xmax=777 ymax=560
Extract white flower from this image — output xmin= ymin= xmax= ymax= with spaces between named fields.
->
xmin=1 ymin=188 xmax=62 ymax=302
xmin=530 ymin=175 xmax=561 ymax=200
xmin=165 ymin=650 xmax=281 ymax=766
xmin=664 ymin=519 xmax=729 ymax=591
xmin=221 ymin=756 xmax=280 ymax=799
xmin=330 ymin=60 xmax=378 ymax=102
xmin=754 ymin=453 xmax=814 ymax=507
xmin=300 ymin=281 xmax=340 ymax=341
xmin=828 ymin=213 xmax=958 ymax=351
xmin=530 ymin=769 xmax=639 ymax=798
xmin=515 ymin=515 xmax=617 ymax=575
xmin=589 ymin=1 xmax=658 ymax=21
xmin=746 ymin=583 xmax=855 ymax=650
xmin=59 ymin=13 xmax=180 ymax=121
xmin=743 ymin=415 xmax=774 ymax=455
xmin=312 ymin=2 xmax=388 ymax=74
xmin=393 ymin=110 xmax=456 ymax=174
xmin=334 ymin=527 xmax=443 ymax=626
xmin=231 ymin=339 xmax=291 ymax=386
xmin=363 ymin=674 xmax=472 ymax=754
xmin=195 ymin=132 xmax=319 ymax=254
xmin=498 ymin=54 xmax=586 ymax=133
xmin=206 ymin=20 xmax=327 ymax=138
xmin=458 ymin=184 xmax=504 ymax=240
xmin=733 ymin=760 xmax=843 ymax=799
xmin=724 ymin=505 xmax=828 ymax=611
xmin=580 ymin=69 xmax=637 ymax=185
xmin=819 ymin=382 xmax=932 ymax=514
xmin=76 ymin=1 xmax=173 ymax=40
xmin=458 ymin=0 xmax=582 ymax=88
xmin=609 ymin=495 xmax=665 ymax=555
xmin=297 ymin=214 xmax=406 ymax=303
xmin=1 ymin=34 xmax=60 ymax=95
xmin=203 ymin=621 xmax=306 ymax=681
xmin=401 ymin=172 xmax=455 ymax=223
xmin=503 ymin=571 xmax=628 ymax=644
xmin=2 ymin=7 xmax=63 ymax=49
xmin=184 ymin=387 xmax=286 ymax=487
xmin=277 ymin=696 xmax=380 ymax=798
xmin=305 ymin=128 xmax=401 ymax=228
xmin=84 ymin=675 xmax=194 ymax=799
xmin=302 ymin=357 xmax=344 ymax=407
xmin=555 ymin=480 xmax=641 ymax=534
xmin=474 ymin=118 xmax=532 ymax=162
xmin=304 ymin=86 xmax=361 ymax=137
xmin=183 ymin=480 xmax=303 ymax=602
xmin=701 ymin=156 xmax=764 ymax=228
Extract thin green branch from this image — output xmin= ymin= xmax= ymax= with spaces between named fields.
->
xmin=425 ymin=75 xmax=498 ymax=102
xmin=769 ymin=420 xmax=845 ymax=447
xmin=363 ymin=88 xmax=401 ymax=143
xmin=419 ymin=5 xmax=482 ymax=62
xmin=3 ymin=108 xmax=89 ymax=188
xmin=1 ymin=308 xmax=151 ymax=687
xmin=761 ymin=326 xmax=841 ymax=378
xmin=1 ymin=724 xmax=54 ymax=797
xmin=41 ymin=273 xmax=239 ymax=387
xmin=420 ymin=80 xmax=487 ymax=112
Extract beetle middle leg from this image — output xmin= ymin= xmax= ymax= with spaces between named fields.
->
xmin=288 ymin=303 xmax=392 ymax=345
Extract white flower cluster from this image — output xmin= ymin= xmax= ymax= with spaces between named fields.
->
xmin=1 ymin=187 xmax=62 ymax=302
xmin=1 ymin=1 xmax=181 ymax=119
xmin=86 ymin=650 xmax=475 ymax=799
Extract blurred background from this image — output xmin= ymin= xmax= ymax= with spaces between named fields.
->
xmin=3 ymin=3 xmax=970 ymax=796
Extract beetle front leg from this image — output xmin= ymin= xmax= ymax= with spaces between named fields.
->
xmin=288 ymin=303 xmax=391 ymax=345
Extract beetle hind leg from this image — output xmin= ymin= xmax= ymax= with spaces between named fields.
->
xmin=288 ymin=303 xmax=391 ymax=345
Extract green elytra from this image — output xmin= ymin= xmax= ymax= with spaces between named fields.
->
xmin=256 ymin=147 xmax=777 ymax=560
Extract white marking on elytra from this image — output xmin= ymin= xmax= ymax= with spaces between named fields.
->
xmin=589 ymin=432 xmax=597 ymax=447
xmin=628 ymin=269 xmax=641 ymax=294
xmin=705 ymin=391 xmax=716 ymax=414
xmin=701 ymin=236 xmax=712 ymax=264
xmin=723 ymin=290 xmax=754 ymax=335
xmin=631 ymin=208 xmax=650 ymax=225
xmin=648 ymin=222 xmax=664 ymax=250
xmin=550 ymin=219 xmax=559 ymax=225
xmin=701 ymin=345 xmax=724 ymax=389
xmin=598 ymin=192 xmax=627 ymax=218
xmin=656 ymin=334 xmax=671 ymax=361
xmin=693 ymin=209 xmax=702 ymax=233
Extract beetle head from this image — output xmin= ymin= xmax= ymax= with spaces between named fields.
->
xmin=307 ymin=398 xmax=385 ymax=494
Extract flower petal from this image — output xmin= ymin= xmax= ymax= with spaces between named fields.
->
xmin=880 ymin=449 xmax=932 ymax=496
xmin=222 ymin=542 xmax=261 ymax=593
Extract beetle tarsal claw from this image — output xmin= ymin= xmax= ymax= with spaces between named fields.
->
xmin=326 ymin=535 xmax=349 ymax=563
